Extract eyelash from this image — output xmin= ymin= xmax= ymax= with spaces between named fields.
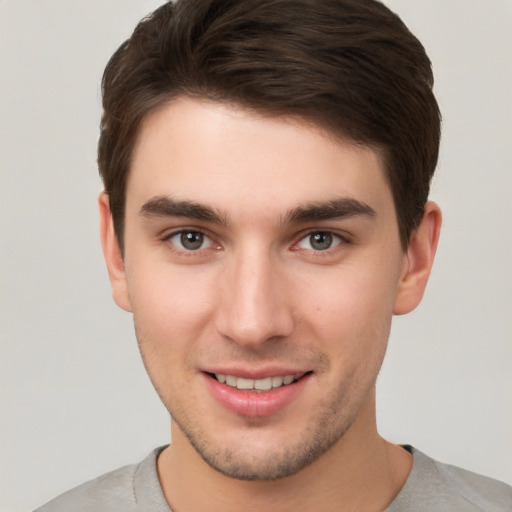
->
xmin=291 ymin=230 xmax=350 ymax=257
xmin=161 ymin=228 xmax=350 ymax=257
xmin=161 ymin=228 xmax=219 ymax=256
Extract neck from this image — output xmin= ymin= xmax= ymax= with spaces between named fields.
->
xmin=157 ymin=393 xmax=412 ymax=512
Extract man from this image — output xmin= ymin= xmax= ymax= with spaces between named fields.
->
xmin=36 ymin=0 xmax=511 ymax=510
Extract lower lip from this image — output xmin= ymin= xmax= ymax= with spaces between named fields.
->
xmin=203 ymin=373 xmax=310 ymax=418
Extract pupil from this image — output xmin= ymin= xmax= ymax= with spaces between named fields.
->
xmin=311 ymin=232 xmax=332 ymax=250
xmin=181 ymin=231 xmax=203 ymax=250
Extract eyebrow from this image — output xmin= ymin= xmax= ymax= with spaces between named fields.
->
xmin=284 ymin=198 xmax=376 ymax=224
xmin=139 ymin=195 xmax=375 ymax=226
xmin=140 ymin=196 xmax=227 ymax=225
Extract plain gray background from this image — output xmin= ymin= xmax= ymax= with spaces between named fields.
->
xmin=1 ymin=1 xmax=511 ymax=511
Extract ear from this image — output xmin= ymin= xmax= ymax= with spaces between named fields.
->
xmin=393 ymin=201 xmax=442 ymax=315
xmin=98 ymin=192 xmax=132 ymax=312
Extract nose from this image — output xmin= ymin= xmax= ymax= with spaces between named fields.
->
xmin=215 ymin=248 xmax=295 ymax=349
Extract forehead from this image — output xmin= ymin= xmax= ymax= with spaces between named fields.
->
xmin=127 ymin=97 xmax=394 ymax=222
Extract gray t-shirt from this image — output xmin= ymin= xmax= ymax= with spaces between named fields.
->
xmin=35 ymin=446 xmax=512 ymax=511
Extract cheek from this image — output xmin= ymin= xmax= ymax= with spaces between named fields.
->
xmin=295 ymin=261 xmax=399 ymax=360
xmin=127 ymin=268 xmax=220 ymax=408
xmin=125 ymin=260 xmax=218 ymax=358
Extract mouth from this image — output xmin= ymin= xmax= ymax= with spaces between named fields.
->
xmin=204 ymin=370 xmax=312 ymax=417
xmin=209 ymin=372 xmax=307 ymax=392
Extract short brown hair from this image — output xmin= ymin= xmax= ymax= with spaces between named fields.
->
xmin=98 ymin=0 xmax=441 ymax=250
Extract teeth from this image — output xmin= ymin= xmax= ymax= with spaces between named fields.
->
xmin=226 ymin=375 xmax=237 ymax=386
xmin=254 ymin=377 xmax=272 ymax=391
xmin=214 ymin=373 xmax=300 ymax=391
xmin=272 ymin=376 xmax=284 ymax=387
xmin=236 ymin=377 xmax=254 ymax=390
xmin=283 ymin=375 xmax=294 ymax=385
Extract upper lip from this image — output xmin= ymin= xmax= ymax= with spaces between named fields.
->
xmin=201 ymin=366 xmax=309 ymax=380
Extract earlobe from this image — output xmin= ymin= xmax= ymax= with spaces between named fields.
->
xmin=393 ymin=201 xmax=442 ymax=315
xmin=98 ymin=192 xmax=132 ymax=312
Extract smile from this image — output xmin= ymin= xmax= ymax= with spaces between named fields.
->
xmin=205 ymin=371 xmax=312 ymax=416
xmin=214 ymin=373 xmax=304 ymax=391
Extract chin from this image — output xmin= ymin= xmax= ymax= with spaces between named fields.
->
xmin=174 ymin=402 xmax=357 ymax=481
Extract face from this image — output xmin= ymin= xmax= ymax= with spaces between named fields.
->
xmin=107 ymin=97 xmax=414 ymax=480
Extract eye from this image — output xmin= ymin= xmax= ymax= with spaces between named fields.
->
xmin=169 ymin=230 xmax=213 ymax=251
xmin=297 ymin=231 xmax=342 ymax=251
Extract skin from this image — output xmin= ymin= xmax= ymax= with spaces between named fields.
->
xmin=100 ymin=97 xmax=441 ymax=512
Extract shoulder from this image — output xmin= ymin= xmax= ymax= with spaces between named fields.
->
xmin=34 ymin=463 xmax=138 ymax=512
xmin=34 ymin=447 xmax=166 ymax=512
xmin=431 ymin=454 xmax=512 ymax=511
xmin=388 ymin=446 xmax=512 ymax=512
